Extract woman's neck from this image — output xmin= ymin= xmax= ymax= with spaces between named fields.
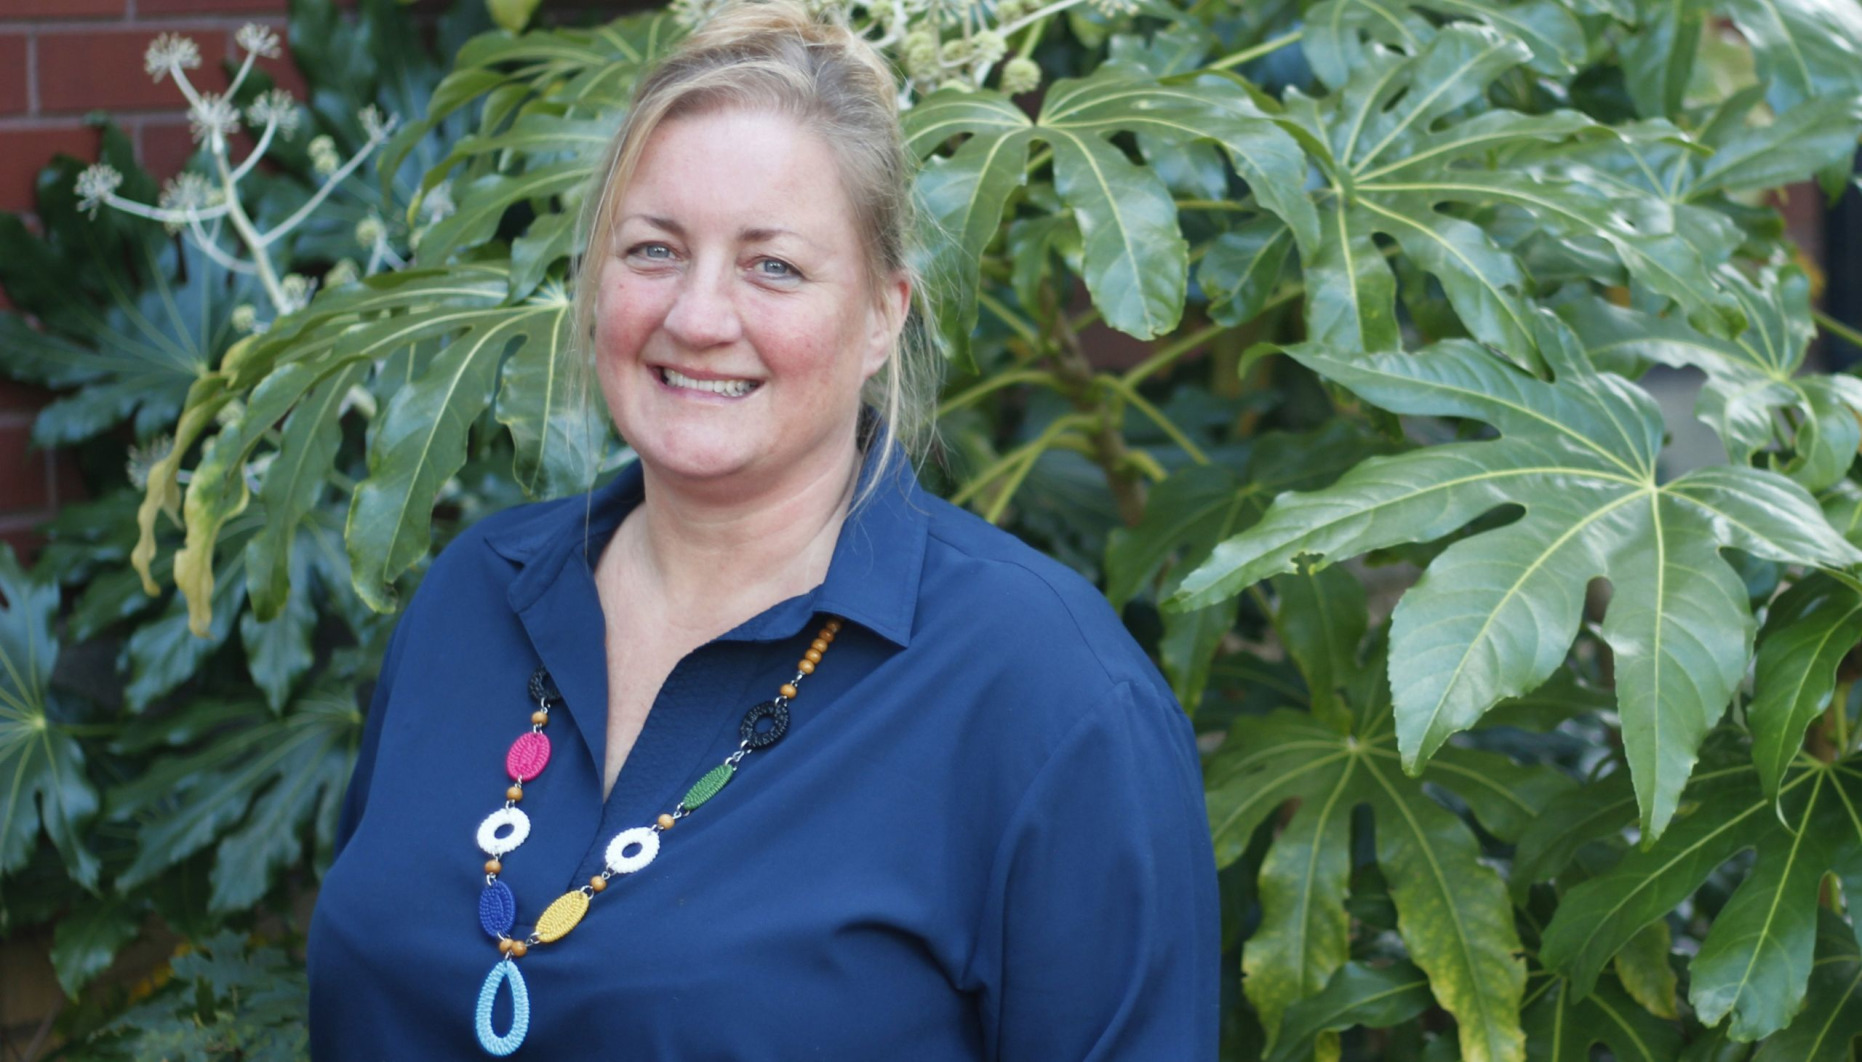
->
xmin=604 ymin=440 xmax=861 ymax=637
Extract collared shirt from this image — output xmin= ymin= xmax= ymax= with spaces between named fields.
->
xmin=306 ymin=441 xmax=1219 ymax=1060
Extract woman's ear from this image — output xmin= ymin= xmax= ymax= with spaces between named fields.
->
xmin=862 ymin=270 xmax=912 ymax=379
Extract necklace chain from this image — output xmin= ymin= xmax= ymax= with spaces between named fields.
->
xmin=469 ymin=617 xmax=845 ymax=1055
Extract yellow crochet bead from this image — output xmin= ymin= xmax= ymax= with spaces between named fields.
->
xmin=534 ymin=890 xmax=591 ymax=943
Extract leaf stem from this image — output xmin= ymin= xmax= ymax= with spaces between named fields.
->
xmin=938 ymin=367 xmax=1061 ymax=418
xmin=978 ymin=288 xmax=1042 ymax=347
xmin=1814 ymin=309 xmax=1862 ymax=353
xmin=1200 ymin=29 xmax=1303 ymax=74
xmin=1098 ymin=375 xmax=1209 ymax=464
xmin=1123 ymin=321 xmax=1227 ymax=388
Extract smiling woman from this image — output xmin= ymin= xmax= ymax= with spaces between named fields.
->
xmin=304 ymin=2 xmax=1218 ymax=1059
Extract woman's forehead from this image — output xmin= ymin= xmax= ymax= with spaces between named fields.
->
xmin=615 ymin=108 xmax=854 ymax=242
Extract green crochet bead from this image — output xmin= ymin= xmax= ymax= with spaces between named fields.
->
xmin=682 ymin=763 xmax=736 ymax=810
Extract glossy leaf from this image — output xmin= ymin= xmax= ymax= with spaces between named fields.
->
xmin=1753 ymin=912 xmax=1862 ymax=1061
xmin=1749 ymin=575 xmax=1862 ymax=797
xmin=1173 ymin=336 xmax=1861 ymax=837
xmin=1265 ymin=960 xmax=1432 ymax=1062
xmin=348 ymin=298 xmax=572 ymax=612
xmin=0 ymin=545 xmax=99 ymax=887
xmin=1521 ymin=973 xmax=1683 ymax=1061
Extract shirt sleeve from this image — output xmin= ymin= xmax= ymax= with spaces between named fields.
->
xmin=332 ymin=615 xmax=409 ymax=858
xmin=971 ymin=678 xmax=1220 ymax=1061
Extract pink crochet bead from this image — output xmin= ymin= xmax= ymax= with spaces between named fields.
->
xmin=506 ymin=732 xmax=551 ymax=782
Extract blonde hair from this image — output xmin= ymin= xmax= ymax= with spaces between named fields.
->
xmin=572 ymin=0 xmax=941 ymax=504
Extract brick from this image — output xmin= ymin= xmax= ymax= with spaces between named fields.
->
xmin=0 ymin=424 xmax=49 ymax=514
xmin=0 ymin=0 xmax=122 ymax=17
xmin=0 ymin=379 xmax=49 ymax=414
xmin=0 ymin=36 xmax=25 ymax=117
xmin=38 ymin=28 xmax=231 ymax=114
xmin=140 ymin=0 xmax=285 ymax=12
xmin=0 ymin=125 xmax=97 ymax=213
xmin=0 ymin=517 xmax=44 ymax=565
xmin=135 ymin=117 xmax=196 ymax=179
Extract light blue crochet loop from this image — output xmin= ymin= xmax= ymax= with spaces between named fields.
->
xmin=474 ymin=957 xmax=530 ymax=1056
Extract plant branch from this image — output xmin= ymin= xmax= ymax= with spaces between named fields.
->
xmin=1122 ymin=321 xmax=1227 ymax=388
xmin=938 ymin=368 xmax=1061 ymax=418
xmin=1098 ymin=375 xmax=1209 ymax=464
xmin=1814 ymin=308 xmax=1862 ymax=353
xmin=1200 ymin=29 xmax=1303 ymax=74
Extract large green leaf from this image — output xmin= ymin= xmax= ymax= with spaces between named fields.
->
xmin=1721 ymin=0 xmax=1862 ymax=114
xmin=50 ymin=895 xmax=141 ymax=998
xmin=0 ymin=545 xmax=99 ymax=888
xmin=109 ymin=690 xmax=360 ymax=912
xmin=1362 ymin=751 xmax=1526 ymax=1062
xmin=904 ymin=63 xmax=1315 ymax=350
xmin=1753 ymin=911 xmax=1862 ymax=1061
xmin=1304 ymin=0 xmax=1586 ymax=88
xmin=348 ymin=296 xmax=572 ymax=611
xmin=1264 ymin=960 xmax=1433 ymax=1062
xmin=1541 ymin=759 xmax=1862 ymax=1039
xmin=493 ymin=283 xmax=602 ymax=499
xmin=1562 ymin=265 xmax=1862 ymax=492
xmin=1209 ymin=647 xmax=1528 ymax=1062
xmin=1748 ymin=575 xmax=1862 ymax=797
xmin=1521 ymin=972 xmax=1683 ymax=1061
xmin=1244 ymin=750 xmax=1363 ymax=1045
xmin=1173 ymin=333 xmax=1862 ymax=837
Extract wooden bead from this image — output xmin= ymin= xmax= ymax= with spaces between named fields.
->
xmin=506 ymin=786 xmax=523 ymax=802
xmin=824 ymin=618 xmax=842 ymax=633
xmin=531 ymin=710 xmax=549 ymax=726
xmin=811 ymin=638 xmax=829 ymax=653
xmin=797 ymin=659 xmax=815 ymax=675
xmin=510 ymin=941 xmax=528 ymax=958
xmin=804 ymin=648 xmax=822 ymax=663
xmin=657 ymin=813 xmax=675 ymax=830
xmin=779 ymin=683 xmax=798 ymax=699
xmin=818 ymin=630 xmax=835 ymax=644
xmin=485 ymin=859 xmax=502 ymax=875
xmin=589 ymin=876 xmax=606 ymax=892
xmin=498 ymin=937 xmax=514 ymax=954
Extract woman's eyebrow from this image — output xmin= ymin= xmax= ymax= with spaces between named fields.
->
xmin=624 ymin=214 xmax=816 ymax=249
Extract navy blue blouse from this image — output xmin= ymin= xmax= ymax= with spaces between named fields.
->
xmin=306 ymin=443 xmax=1219 ymax=1060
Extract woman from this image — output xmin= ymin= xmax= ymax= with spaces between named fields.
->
xmin=306 ymin=2 xmax=1218 ymax=1058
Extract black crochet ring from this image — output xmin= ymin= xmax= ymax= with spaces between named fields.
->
xmin=739 ymin=700 xmax=790 ymax=750
xmin=528 ymin=667 xmax=563 ymax=708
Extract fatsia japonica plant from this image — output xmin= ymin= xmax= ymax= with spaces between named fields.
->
xmin=35 ymin=0 xmax=1862 ymax=1055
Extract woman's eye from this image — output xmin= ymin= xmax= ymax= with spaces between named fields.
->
xmin=630 ymin=242 xmax=673 ymax=260
xmin=756 ymin=258 xmax=796 ymax=278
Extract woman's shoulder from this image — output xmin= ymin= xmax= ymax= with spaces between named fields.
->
xmin=910 ymin=492 xmax=1177 ymax=710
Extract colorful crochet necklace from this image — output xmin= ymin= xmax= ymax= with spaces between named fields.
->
xmin=471 ymin=616 xmax=844 ymax=1056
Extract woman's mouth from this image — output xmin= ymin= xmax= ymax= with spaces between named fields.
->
xmin=657 ymin=366 xmax=761 ymax=398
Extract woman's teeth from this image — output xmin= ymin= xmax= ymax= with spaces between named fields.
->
xmin=660 ymin=367 xmax=758 ymax=397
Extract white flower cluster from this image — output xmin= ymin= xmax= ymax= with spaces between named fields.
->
xmin=144 ymin=33 xmax=201 ymax=82
xmin=669 ymin=0 xmax=733 ymax=29
xmin=246 ymin=89 xmax=301 ymax=138
xmin=126 ymin=435 xmax=174 ymax=490
xmin=1087 ymin=0 xmax=1139 ymax=15
xmin=359 ymin=104 xmax=394 ymax=142
xmin=234 ymin=23 xmax=282 ymax=58
xmin=421 ymin=182 xmax=455 ymax=224
xmin=308 ymin=135 xmax=340 ymax=177
xmin=189 ymin=92 xmax=242 ymax=149
xmin=278 ymin=273 xmax=317 ymax=314
xmin=75 ymin=163 xmax=123 ymax=218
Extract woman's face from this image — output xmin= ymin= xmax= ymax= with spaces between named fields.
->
xmin=593 ymin=107 xmax=906 ymax=496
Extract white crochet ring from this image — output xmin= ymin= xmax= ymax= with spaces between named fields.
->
xmin=604 ymin=826 xmax=660 ymax=875
xmin=477 ymin=807 xmax=531 ymax=857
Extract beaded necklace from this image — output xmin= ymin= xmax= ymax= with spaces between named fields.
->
xmin=470 ymin=616 xmax=845 ymax=1056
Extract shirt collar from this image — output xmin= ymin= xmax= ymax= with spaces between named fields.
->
xmin=481 ymin=436 xmax=926 ymax=649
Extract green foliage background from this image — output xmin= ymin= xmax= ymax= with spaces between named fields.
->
xmin=5 ymin=0 xmax=1862 ymax=1056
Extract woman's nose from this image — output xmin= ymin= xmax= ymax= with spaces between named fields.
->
xmin=661 ymin=260 xmax=743 ymax=349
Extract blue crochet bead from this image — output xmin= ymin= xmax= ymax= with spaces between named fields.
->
xmin=475 ymin=958 xmax=530 ymax=1056
xmin=479 ymin=880 xmax=516 ymax=939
